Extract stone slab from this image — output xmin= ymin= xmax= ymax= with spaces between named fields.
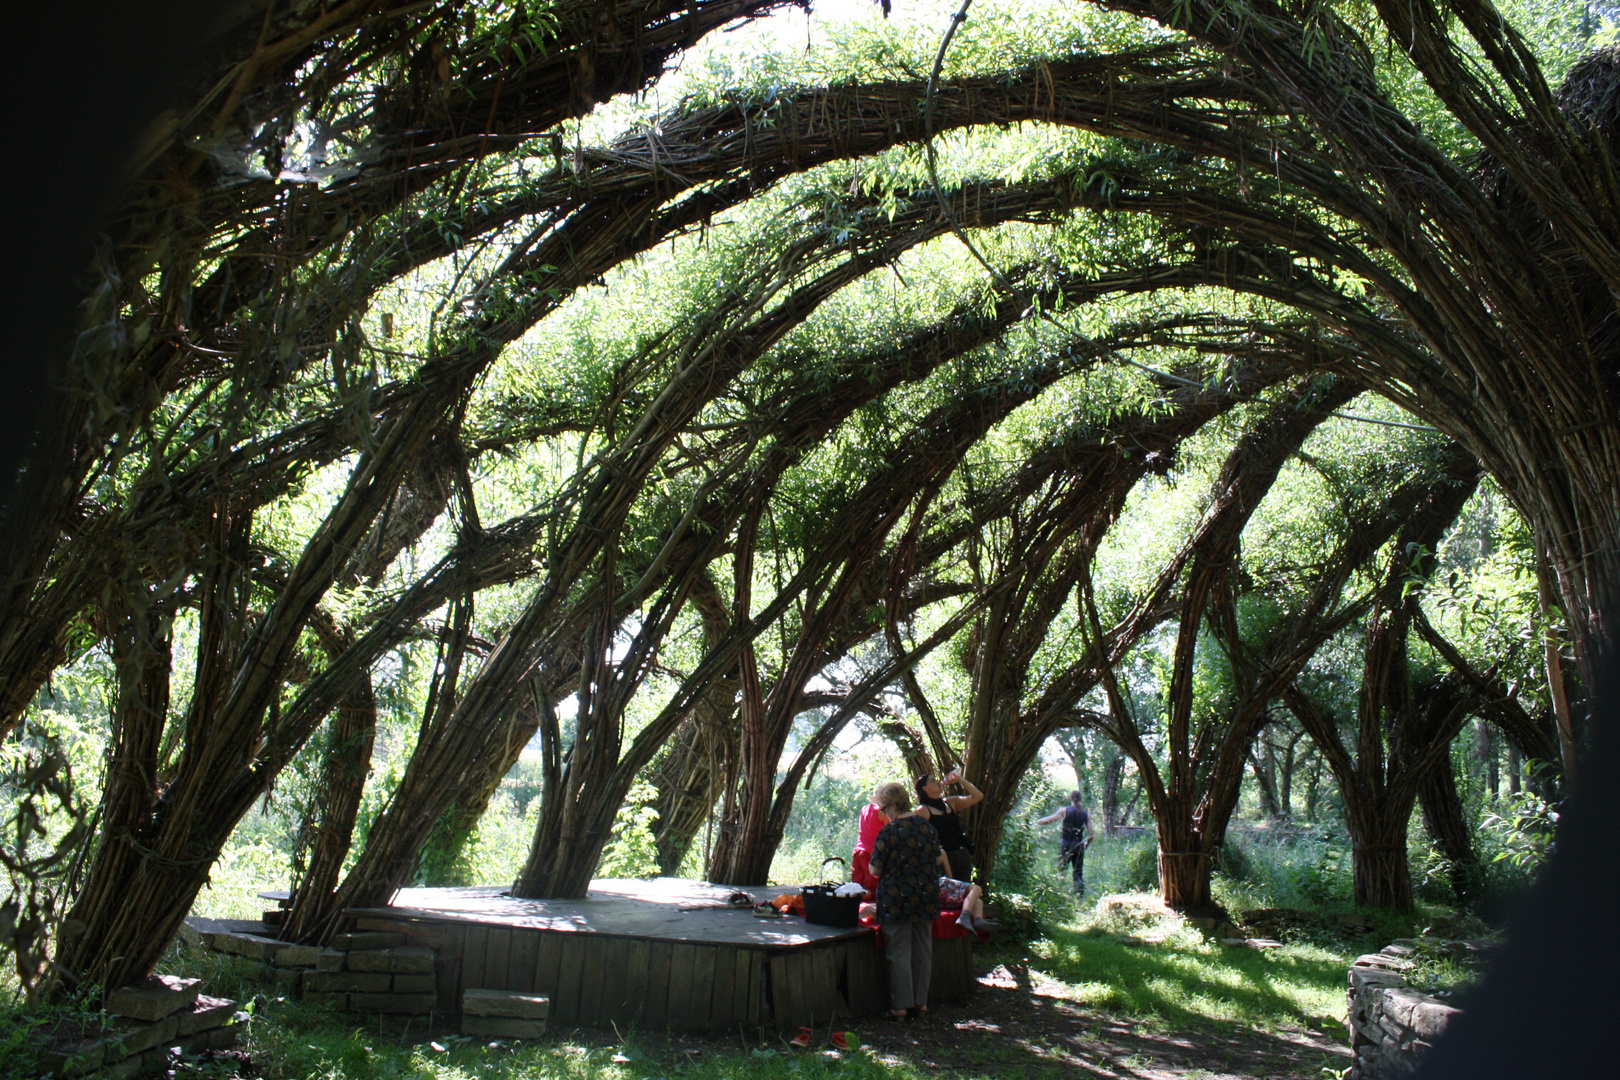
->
xmin=316 ymin=948 xmax=347 ymax=972
xmin=274 ymin=944 xmax=326 ymax=967
xmin=36 ymin=1037 xmax=107 ymax=1076
xmin=392 ymin=974 xmax=436 ymax=994
xmin=90 ymin=1054 xmax=144 ymax=1080
xmin=1350 ymin=967 xmax=1408 ymax=991
xmin=175 ymin=995 xmax=237 ymax=1036
xmin=461 ymin=1015 xmax=548 ymax=1039
xmin=105 ymin=975 xmax=201 ymax=1022
xmin=303 ymin=970 xmax=393 ymax=993
xmin=462 ymin=988 xmax=552 ymax=1019
xmin=303 ymin=991 xmax=350 ymax=1008
xmin=345 ymin=945 xmax=435 ymax=974
xmin=192 ymin=1022 xmax=244 ymax=1050
xmin=209 ymin=930 xmax=284 ymax=961
xmin=108 ymin=1014 xmax=181 ymax=1058
xmin=1411 ymin=999 xmax=1461 ymax=1040
xmin=142 ymin=1046 xmax=184 ymax=1073
xmin=331 ymin=931 xmax=406 ymax=950
xmin=349 ymin=991 xmax=436 ymax=1015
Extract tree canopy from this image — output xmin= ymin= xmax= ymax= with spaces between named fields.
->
xmin=2 ymin=0 xmax=1614 ymax=997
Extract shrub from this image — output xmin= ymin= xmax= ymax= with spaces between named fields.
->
xmin=1107 ymin=834 xmax=1160 ymax=893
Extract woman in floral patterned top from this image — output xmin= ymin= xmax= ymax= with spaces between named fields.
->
xmin=867 ymin=780 xmax=948 ymax=1019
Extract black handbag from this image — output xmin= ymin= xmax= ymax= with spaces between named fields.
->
xmin=801 ymin=857 xmax=862 ymax=927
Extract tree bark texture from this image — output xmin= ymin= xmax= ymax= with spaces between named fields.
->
xmin=1417 ymin=751 xmax=1480 ymax=905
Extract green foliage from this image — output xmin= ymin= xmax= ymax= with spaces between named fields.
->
xmin=987 ymin=775 xmax=1077 ymax=934
xmin=772 ymin=769 xmax=873 ymax=886
xmin=1212 ymin=827 xmax=1355 ymax=911
xmin=1108 ymin=835 xmax=1163 ymax=894
xmin=1 ymin=724 xmax=96 ymax=997
xmin=0 ymin=988 xmax=112 ymax=1078
xmin=1481 ymin=791 xmax=1559 ymax=875
xmin=596 ymin=780 xmax=663 ymax=880
xmin=1400 ymin=938 xmax=1490 ymax=1000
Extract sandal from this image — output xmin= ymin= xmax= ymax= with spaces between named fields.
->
xmin=790 ymin=1026 xmax=813 ymax=1048
xmin=830 ymin=1032 xmax=854 ymax=1050
xmin=888 ymin=1010 xmax=908 ymax=1021
xmin=752 ymin=902 xmax=782 ymax=918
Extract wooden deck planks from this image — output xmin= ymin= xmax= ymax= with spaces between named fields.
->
xmin=690 ymin=945 xmax=717 ymax=1031
xmin=443 ymin=924 xmax=468 ymax=1012
xmin=463 ymin=925 xmax=489 ymax=991
xmin=708 ymin=945 xmax=738 ymax=1030
xmin=337 ymin=882 xmax=969 ymax=1032
xmin=844 ymin=936 xmax=887 ymax=1016
xmin=623 ymin=939 xmax=650 ymax=1028
xmin=484 ymin=927 xmax=512 ymax=991
xmin=664 ymin=942 xmax=698 ymax=1030
xmin=532 ymin=931 xmax=563 ymax=1001
xmin=575 ymin=938 xmax=607 ymax=1022
xmin=767 ymin=953 xmax=799 ymax=1029
xmin=553 ymin=934 xmax=587 ymax=1025
xmin=814 ymin=944 xmax=843 ymax=1021
xmin=599 ymin=937 xmax=632 ymax=1026
xmin=347 ymin=881 xmax=868 ymax=947
xmin=509 ymin=929 xmax=539 ymax=994
xmin=643 ymin=941 xmax=673 ymax=1029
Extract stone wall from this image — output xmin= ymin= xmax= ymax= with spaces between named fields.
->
xmin=1347 ymin=939 xmax=1488 ymax=1079
xmin=31 ymin=975 xmax=245 ymax=1079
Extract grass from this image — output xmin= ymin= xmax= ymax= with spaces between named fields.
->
xmin=1027 ymin=922 xmax=1351 ymax=1033
xmin=244 ymin=1008 xmax=933 ymax=1080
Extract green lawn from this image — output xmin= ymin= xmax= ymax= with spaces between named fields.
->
xmin=1027 ymin=925 xmax=1350 ymax=1033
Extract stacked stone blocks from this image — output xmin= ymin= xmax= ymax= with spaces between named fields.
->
xmin=461 ymin=988 xmax=550 ymax=1039
xmin=36 ymin=975 xmax=247 ymax=1079
xmin=301 ymin=931 xmax=439 ymax=1015
xmin=1347 ymin=939 xmax=1482 ymax=1079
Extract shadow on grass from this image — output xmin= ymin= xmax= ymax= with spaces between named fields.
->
xmin=906 ymin=950 xmax=1351 ymax=1080
xmin=1030 ymin=926 xmax=1351 ymax=1031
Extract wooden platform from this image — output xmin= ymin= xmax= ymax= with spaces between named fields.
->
xmin=339 ymin=879 xmax=974 ymax=1031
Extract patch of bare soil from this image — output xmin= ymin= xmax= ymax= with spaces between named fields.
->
xmin=531 ymin=953 xmax=1352 ymax=1079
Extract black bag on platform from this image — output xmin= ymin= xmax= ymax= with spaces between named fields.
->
xmin=801 ymin=856 xmax=862 ymax=928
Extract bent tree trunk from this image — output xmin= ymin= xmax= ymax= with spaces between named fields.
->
xmin=281 ymin=678 xmax=378 ymax=943
xmin=1101 ymin=747 xmax=1125 ymax=834
xmin=1417 ymin=753 xmax=1479 ymax=905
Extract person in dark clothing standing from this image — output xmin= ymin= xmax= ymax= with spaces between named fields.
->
xmin=914 ymin=765 xmax=984 ymax=882
xmin=1037 ymin=791 xmax=1094 ymax=895
xmin=867 ymin=780 xmax=948 ymax=1019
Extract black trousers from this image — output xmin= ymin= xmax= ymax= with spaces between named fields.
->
xmin=1060 ymin=841 xmax=1086 ymax=894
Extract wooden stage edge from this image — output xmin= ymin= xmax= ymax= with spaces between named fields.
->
xmin=343 ymin=879 xmax=975 ymax=1031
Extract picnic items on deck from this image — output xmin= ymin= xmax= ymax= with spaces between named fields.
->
xmin=802 ymin=857 xmax=863 ymax=927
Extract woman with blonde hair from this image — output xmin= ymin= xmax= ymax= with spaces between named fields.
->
xmin=866 ymin=780 xmax=946 ymax=1019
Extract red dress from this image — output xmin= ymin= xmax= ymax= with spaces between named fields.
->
xmin=850 ymin=803 xmax=886 ymax=895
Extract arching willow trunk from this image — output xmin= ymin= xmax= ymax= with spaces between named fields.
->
xmin=1417 ymin=753 xmax=1479 ymax=906
xmin=281 ymin=679 xmax=377 ymax=944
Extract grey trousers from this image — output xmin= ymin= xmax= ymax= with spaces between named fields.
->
xmin=883 ymin=919 xmax=933 ymax=1012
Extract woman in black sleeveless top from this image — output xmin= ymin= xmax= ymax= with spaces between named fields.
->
xmin=915 ymin=768 xmax=984 ymax=882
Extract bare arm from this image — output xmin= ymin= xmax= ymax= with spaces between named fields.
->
xmin=945 ymin=777 xmax=984 ymax=812
xmin=1035 ymin=809 xmax=1063 ymax=825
